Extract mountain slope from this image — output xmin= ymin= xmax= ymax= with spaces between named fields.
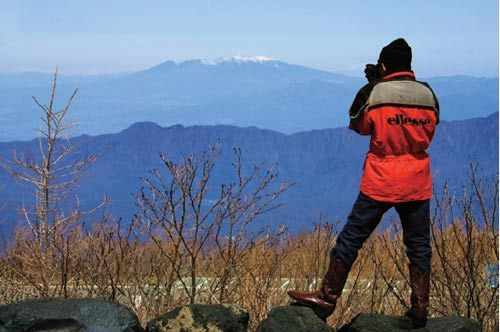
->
xmin=0 ymin=57 xmax=497 ymax=140
xmin=84 ymin=56 xmax=356 ymax=102
xmin=0 ymin=113 xmax=497 ymax=231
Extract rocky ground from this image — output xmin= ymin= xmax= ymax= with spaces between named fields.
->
xmin=0 ymin=299 xmax=481 ymax=332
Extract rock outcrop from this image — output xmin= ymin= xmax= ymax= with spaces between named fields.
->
xmin=146 ymin=303 xmax=248 ymax=332
xmin=0 ymin=298 xmax=142 ymax=332
xmin=256 ymin=305 xmax=333 ymax=332
xmin=0 ymin=299 xmax=484 ymax=332
xmin=338 ymin=313 xmax=481 ymax=332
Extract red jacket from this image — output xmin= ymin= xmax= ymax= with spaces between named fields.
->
xmin=348 ymin=70 xmax=440 ymax=202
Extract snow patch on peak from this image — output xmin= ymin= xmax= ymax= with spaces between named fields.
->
xmin=178 ymin=58 xmax=212 ymax=66
xmin=175 ymin=56 xmax=280 ymax=67
xmin=215 ymin=55 xmax=278 ymax=64
xmin=198 ymin=57 xmax=213 ymax=65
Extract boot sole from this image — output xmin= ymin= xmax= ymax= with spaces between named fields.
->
xmin=290 ymin=301 xmax=332 ymax=321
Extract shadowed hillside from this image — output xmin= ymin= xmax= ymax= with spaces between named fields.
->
xmin=0 ymin=113 xmax=497 ymax=231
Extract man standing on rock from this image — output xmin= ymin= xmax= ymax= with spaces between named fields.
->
xmin=287 ymin=38 xmax=440 ymax=328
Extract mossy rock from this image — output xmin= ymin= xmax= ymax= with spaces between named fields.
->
xmin=0 ymin=298 xmax=142 ymax=331
xmin=147 ymin=304 xmax=248 ymax=332
xmin=256 ymin=305 xmax=333 ymax=332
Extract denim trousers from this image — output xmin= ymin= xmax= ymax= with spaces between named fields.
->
xmin=331 ymin=191 xmax=432 ymax=272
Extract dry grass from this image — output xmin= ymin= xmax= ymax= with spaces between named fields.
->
xmin=0 ymin=170 xmax=497 ymax=331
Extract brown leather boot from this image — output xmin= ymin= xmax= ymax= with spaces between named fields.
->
xmin=405 ymin=264 xmax=430 ymax=328
xmin=287 ymin=258 xmax=349 ymax=320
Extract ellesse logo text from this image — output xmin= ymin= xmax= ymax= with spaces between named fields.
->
xmin=387 ymin=114 xmax=431 ymax=126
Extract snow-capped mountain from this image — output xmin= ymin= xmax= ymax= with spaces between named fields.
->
xmin=187 ymin=55 xmax=279 ymax=65
xmin=135 ymin=55 xmax=352 ymax=83
xmin=215 ymin=55 xmax=278 ymax=64
xmin=0 ymin=57 xmax=497 ymax=141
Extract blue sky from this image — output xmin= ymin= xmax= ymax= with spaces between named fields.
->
xmin=1 ymin=0 xmax=498 ymax=77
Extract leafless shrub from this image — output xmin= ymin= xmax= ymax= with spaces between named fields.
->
xmin=0 ymin=167 xmax=497 ymax=330
xmin=373 ymin=162 xmax=499 ymax=332
xmin=134 ymin=144 xmax=292 ymax=307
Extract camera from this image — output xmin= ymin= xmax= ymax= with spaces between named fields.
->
xmin=364 ymin=63 xmax=381 ymax=83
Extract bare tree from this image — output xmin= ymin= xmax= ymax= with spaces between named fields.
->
xmin=135 ymin=143 xmax=292 ymax=304
xmin=3 ymin=68 xmax=102 ymax=242
xmin=1 ymin=68 xmax=105 ymax=297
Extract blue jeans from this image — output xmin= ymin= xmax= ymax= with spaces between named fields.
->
xmin=332 ymin=191 xmax=432 ymax=272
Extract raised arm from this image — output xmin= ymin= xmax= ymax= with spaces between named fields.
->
xmin=348 ymin=83 xmax=374 ymax=135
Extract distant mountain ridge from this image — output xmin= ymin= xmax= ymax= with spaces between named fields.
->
xmin=0 ymin=56 xmax=497 ymax=141
xmin=0 ymin=113 xmax=497 ymax=232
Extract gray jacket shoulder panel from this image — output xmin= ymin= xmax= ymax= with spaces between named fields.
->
xmin=367 ymin=80 xmax=438 ymax=110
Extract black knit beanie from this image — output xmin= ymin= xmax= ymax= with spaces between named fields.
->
xmin=378 ymin=38 xmax=412 ymax=71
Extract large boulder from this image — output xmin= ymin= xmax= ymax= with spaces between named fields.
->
xmin=146 ymin=304 xmax=248 ymax=332
xmin=256 ymin=305 xmax=333 ymax=332
xmin=338 ymin=313 xmax=481 ymax=332
xmin=0 ymin=298 xmax=142 ymax=332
